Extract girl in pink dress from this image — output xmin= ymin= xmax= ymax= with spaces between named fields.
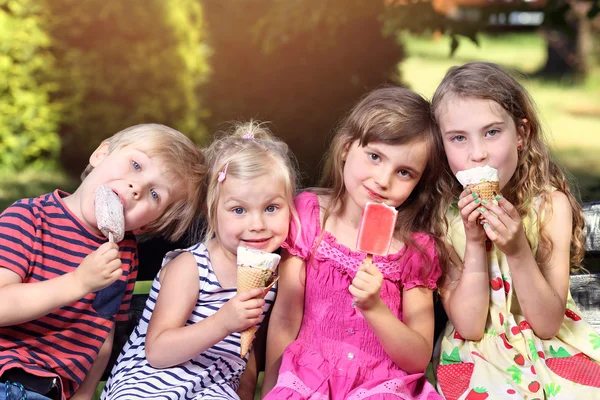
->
xmin=261 ymin=87 xmax=450 ymax=399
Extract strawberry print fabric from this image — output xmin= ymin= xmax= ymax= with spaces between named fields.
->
xmin=435 ymin=201 xmax=600 ymax=399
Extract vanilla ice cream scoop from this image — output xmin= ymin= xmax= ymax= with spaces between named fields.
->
xmin=456 ymin=166 xmax=500 ymax=202
xmin=456 ymin=166 xmax=499 ymax=187
xmin=94 ymin=185 xmax=124 ymax=243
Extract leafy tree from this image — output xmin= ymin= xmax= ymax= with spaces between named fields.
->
xmin=0 ymin=0 xmax=61 ymax=170
xmin=43 ymin=0 xmax=210 ymax=175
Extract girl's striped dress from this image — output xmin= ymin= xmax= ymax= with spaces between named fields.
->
xmin=101 ymin=243 xmax=276 ymax=400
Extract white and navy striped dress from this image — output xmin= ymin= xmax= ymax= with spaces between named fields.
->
xmin=101 ymin=243 xmax=276 ymax=400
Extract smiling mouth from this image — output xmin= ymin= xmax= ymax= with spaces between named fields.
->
xmin=243 ymin=238 xmax=271 ymax=244
xmin=365 ymin=187 xmax=384 ymax=200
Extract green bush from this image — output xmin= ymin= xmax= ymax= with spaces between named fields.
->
xmin=0 ymin=0 xmax=61 ymax=170
xmin=43 ymin=0 xmax=210 ymax=175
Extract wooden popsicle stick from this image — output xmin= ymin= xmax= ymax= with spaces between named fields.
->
xmin=109 ymin=232 xmax=114 ymax=243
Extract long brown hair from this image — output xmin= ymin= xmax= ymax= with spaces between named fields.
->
xmin=431 ymin=62 xmax=585 ymax=271
xmin=319 ymin=86 xmax=452 ymax=276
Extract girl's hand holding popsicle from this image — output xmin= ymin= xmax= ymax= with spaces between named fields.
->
xmin=349 ymin=261 xmax=384 ymax=311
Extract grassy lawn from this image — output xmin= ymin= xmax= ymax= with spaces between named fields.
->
xmin=400 ymin=32 xmax=600 ymax=202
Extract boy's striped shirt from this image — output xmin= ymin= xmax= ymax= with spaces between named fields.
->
xmin=0 ymin=190 xmax=138 ymax=399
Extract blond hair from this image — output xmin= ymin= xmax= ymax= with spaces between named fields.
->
xmin=203 ymin=121 xmax=300 ymax=243
xmin=81 ymin=123 xmax=206 ymax=241
xmin=319 ymin=86 xmax=452 ymax=278
xmin=431 ymin=62 xmax=585 ymax=271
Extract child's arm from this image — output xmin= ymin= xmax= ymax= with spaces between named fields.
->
xmin=261 ymin=250 xmax=305 ymax=397
xmin=145 ymin=252 xmax=265 ymax=368
xmin=439 ymin=188 xmax=491 ymax=340
xmin=439 ymin=243 xmax=490 ymax=340
xmin=351 ymin=262 xmax=434 ymax=373
xmin=237 ymin=348 xmax=259 ymax=400
xmin=70 ymin=326 xmax=115 ymax=400
xmin=238 ymin=313 xmax=269 ymax=400
xmin=0 ymin=242 xmax=123 ymax=327
xmin=483 ymin=192 xmax=571 ymax=338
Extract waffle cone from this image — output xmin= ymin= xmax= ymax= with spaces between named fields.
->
xmin=237 ymin=266 xmax=278 ymax=358
xmin=468 ymin=181 xmax=500 ymax=202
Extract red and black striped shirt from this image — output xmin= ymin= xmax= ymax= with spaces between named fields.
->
xmin=0 ymin=190 xmax=138 ymax=399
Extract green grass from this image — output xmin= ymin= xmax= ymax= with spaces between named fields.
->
xmin=400 ymin=32 xmax=600 ymax=201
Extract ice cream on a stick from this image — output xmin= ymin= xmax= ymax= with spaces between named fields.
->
xmin=456 ymin=165 xmax=500 ymax=202
xmin=356 ymin=202 xmax=398 ymax=263
xmin=237 ymin=246 xmax=281 ymax=358
xmin=94 ymin=185 xmax=124 ymax=243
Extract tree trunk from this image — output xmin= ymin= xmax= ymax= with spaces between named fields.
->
xmin=540 ymin=1 xmax=592 ymax=80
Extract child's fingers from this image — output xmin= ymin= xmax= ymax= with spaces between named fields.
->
xmin=467 ymin=207 xmax=485 ymax=224
xmin=458 ymin=187 xmax=471 ymax=200
xmin=242 ymin=298 xmax=266 ymax=311
xmin=457 ymin=191 xmax=478 ymax=210
xmin=482 ymin=222 xmax=499 ymax=242
xmin=107 ymin=266 xmax=123 ymax=282
xmin=237 ymin=288 xmax=264 ymax=300
xmin=360 ymin=261 xmax=381 ymax=277
xmin=493 ymin=195 xmax=520 ymax=220
xmin=98 ymin=241 xmax=119 ymax=254
xmin=351 ymin=272 xmax=369 ymax=291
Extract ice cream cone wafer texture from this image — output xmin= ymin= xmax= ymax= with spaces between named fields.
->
xmin=456 ymin=166 xmax=500 ymax=201
xmin=236 ymin=246 xmax=281 ymax=358
xmin=94 ymin=185 xmax=124 ymax=243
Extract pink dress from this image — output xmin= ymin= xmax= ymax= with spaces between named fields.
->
xmin=265 ymin=192 xmax=443 ymax=400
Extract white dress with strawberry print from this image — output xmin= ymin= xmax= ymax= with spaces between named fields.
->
xmin=435 ymin=200 xmax=600 ymax=399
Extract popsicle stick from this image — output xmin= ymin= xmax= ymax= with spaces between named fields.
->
xmin=109 ymin=232 xmax=114 ymax=243
xmin=365 ymin=254 xmax=373 ymax=264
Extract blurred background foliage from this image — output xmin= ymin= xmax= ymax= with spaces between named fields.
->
xmin=0 ymin=0 xmax=599 ymax=211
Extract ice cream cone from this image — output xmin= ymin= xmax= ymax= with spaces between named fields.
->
xmin=238 ymin=268 xmax=278 ymax=358
xmin=468 ymin=181 xmax=500 ymax=202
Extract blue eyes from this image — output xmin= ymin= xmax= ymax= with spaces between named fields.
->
xmin=132 ymin=160 xmax=160 ymax=202
xmin=232 ymin=205 xmax=278 ymax=214
xmin=451 ymin=130 xmax=499 ymax=143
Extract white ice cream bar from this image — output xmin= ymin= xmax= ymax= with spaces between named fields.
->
xmin=236 ymin=246 xmax=281 ymax=271
xmin=456 ymin=166 xmax=499 ymax=187
xmin=94 ymin=185 xmax=125 ymax=243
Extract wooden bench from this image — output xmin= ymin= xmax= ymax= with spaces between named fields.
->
xmin=94 ymin=201 xmax=600 ymax=399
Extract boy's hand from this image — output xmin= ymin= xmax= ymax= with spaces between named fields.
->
xmin=457 ymin=188 xmax=486 ymax=243
xmin=349 ymin=260 xmax=383 ymax=311
xmin=219 ymin=288 xmax=265 ymax=334
xmin=74 ymin=242 xmax=122 ymax=293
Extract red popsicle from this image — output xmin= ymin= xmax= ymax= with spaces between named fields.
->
xmin=356 ymin=202 xmax=398 ymax=261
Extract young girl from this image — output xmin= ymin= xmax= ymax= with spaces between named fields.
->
xmin=433 ymin=62 xmax=600 ymax=399
xmin=262 ymin=87 xmax=449 ymax=399
xmin=101 ymin=121 xmax=300 ymax=399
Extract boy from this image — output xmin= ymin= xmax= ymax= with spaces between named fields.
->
xmin=0 ymin=124 xmax=206 ymax=400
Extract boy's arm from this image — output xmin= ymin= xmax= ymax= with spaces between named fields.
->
xmin=0 ymin=242 xmax=123 ymax=327
xmin=70 ymin=326 xmax=115 ymax=400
